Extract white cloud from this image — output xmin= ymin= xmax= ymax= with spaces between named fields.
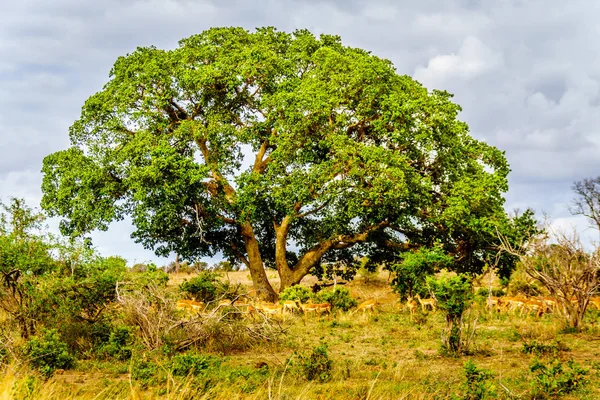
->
xmin=3 ymin=0 xmax=600 ymax=263
xmin=414 ymin=36 xmax=503 ymax=89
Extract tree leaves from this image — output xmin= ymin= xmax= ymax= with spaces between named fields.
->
xmin=41 ymin=27 xmax=522 ymax=289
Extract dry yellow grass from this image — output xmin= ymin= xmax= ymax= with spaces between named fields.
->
xmin=3 ymin=270 xmax=600 ymax=399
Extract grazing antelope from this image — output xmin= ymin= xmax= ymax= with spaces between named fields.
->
xmin=355 ymin=299 xmax=378 ymax=314
xmin=542 ymin=297 xmax=557 ymax=313
xmin=414 ymin=294 xmax=437 ymax=312
xmin=217 ymin=299 xmax=233 ymax=308
xmin=406 ymin=296 xmax=418 ymax=318
xmin=281 ymin=300 xmax=300 ymax=313
xmin=503 ymin=296 xmax=527 ymax=313
xmin=257 ymin=301 xmax=283 ymax=316
xmin=589 ymin=297 xmax=600 ymax=310
xmin=486 ymin=296 xmax=503 ymax=313
xmin=299 ymin=301 xmax=331 ymax=316
xmin=176 ymin=299 xmax=204 ymax=313
xmin=314 ymin=303 xmax=332 ymax=315
xmin=521 ymin=299 xmax=545 ymax=317
xmin=244 ymin=303 xmax=259 ymax=319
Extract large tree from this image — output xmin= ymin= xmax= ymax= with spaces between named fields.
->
xmin=42 ymin=27 xmax=517 ymax=301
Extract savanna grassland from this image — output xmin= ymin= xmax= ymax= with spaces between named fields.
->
xmin=3 ymin=269 xmax=600 ymax=400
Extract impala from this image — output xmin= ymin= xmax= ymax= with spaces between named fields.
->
xmin=406 ymin=296 xmax=418 ymax=317
xmin=300 ymin=301 xmax=331 ymax=316
xmin=176 ymin=299 xmax=204 ymax=313
xmin=257 ymin=301 xmax=283 ymax=316
xmin=486 ymin=296 xmax=502 ymax=313
xmin=281 ymin=300 xmax=300 ymax=313
xmin=589 ymin=297 xmax=600 ymax=310
xmin=414 ymin=294 xmax=436 ymax=312
xmin=355 ymin=299 xmax=378 ymax=314
xmin=521 ymin=299 xmax=545 ymax=317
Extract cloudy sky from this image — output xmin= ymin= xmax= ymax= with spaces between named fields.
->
xmin=2 ymin=0 xmax=599 ymax=265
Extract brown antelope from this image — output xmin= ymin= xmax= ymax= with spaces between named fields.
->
xmin=503 ymin=296 xmax=527 ymax=313
xmin=486 ymin=296 xmax=502 ymax=313
xmin=521 ymin=299 xmax=545 ymax=317
xmin=233 ymin=299 xmax=250 ymax=309
xmin=281 ymin=300 xmax=300 ymax=313
xmin=257 ymin=301 xmax=283 ymax=316
xmin=314 ymin=303 xmax=332 ymax=315
xmin=176 ymin=299 xmax=204 ymax=313
xmin=299 ymin=301 xmax=331 ymax=316
xmin=542 ymin=297 xmax=557 ymax=313
xmin=244 ymin=303 xmax=258 ymax=319
xmin=414 ymin=294 xmax=436 ymax=312
xmin=406 ymin=296 xmax=418 ymax=318
xmin=355 ymin=299 xmax=378 ymax=314
xmin=217 ymin=299 xmax=233 ymax=308
xmin=589 ymin=297 xmax=600 ymax=310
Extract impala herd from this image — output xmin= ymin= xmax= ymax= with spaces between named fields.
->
xmin=175 ymin=296 xmax=334 ymax=318
xmin=175 ymin=291 xmax=600 ymax=319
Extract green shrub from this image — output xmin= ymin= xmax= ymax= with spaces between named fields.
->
xmin=129 ymin=264 xmax=169 ymax=287
xmin=98 ymin=325 xmax=134 ymax=361
xmin=427 ymin=274 xmax=474 ymax=355
xmin=530 ymin=358 xmax=589 ymax=397
xmin=459 ymin=359 xmax=497 ymax=400
xmin=294 ymin=343 xmax=333 ymax=382
xmin=279 ymin=285 xmax=312 ymax=303
xmin=475 ymin=288 xmax=504 ymax=301
xmin=23 ymin=328 xmax=74 ymax=377
xmin=391 ymin=247 xmax=453 ymax=299
xmin=131 ymin=357 xmax=160 ymax=388
xmin=179 ymin=271 xmax=220 ymax=302
xmin=171 ymin=352 xmax=220 ymax=376
xmin=314 ymin=287 xmax=357 ymax=311
xmin=521 ymin=341 xmax=569 ymax=357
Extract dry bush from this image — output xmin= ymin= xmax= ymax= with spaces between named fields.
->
xmin=114 ymin=283 xmax=286 ymax=354
xmin=500 ymin=225 xmax=600 ymax=329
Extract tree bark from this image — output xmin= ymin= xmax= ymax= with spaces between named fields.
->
xmin=277 ymin=221 xmax=390 ymax=290
xmin=240 ymin=222 xmax=277 ymax=302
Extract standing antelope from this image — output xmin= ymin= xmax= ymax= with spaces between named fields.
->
xmin=414 ymin=294 xmax=436 ymax=312
xmin=406 ymin=296 xmax=418 ymax=318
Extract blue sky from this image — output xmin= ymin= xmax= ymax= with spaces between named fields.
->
xmin=2 ymin=0 xmax=600 ymax=265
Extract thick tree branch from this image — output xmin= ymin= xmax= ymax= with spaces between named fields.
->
xmin=230 ymin=243 xmax=250 ymax=268
xmin=253 ymin=140 xmax=270 ymax=173
xmin=170 ymin=100 xmax=189 ymax=120
xmin=280 ymin=220 xmax=390 ymax=286
xmin=195 ymin=137 xmax=236 ymax=202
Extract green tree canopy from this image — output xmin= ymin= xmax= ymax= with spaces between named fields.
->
xmin=42 ymin=27 xmax=523 ymax=301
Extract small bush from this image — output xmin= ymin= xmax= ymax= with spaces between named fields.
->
xmin=474 ymin=288 xmax=505 ymax=304
xmin=97 ymin=325 xmax=134 ymax=361
xmin=294 ymin=343 xmax=333 ymax=382
xmin=23 ymin=328 xmax=74 ymax=377
xmin=521 ymin=341 xmax=569 ymax=357
xmin=131 ymin=357 xmax=160 ymax=388
xmin=459 ymin=359 xmax=497 ymax=400
xmin=314 ymin=287 xmax=357 ymax=311
xmin=129 ymin=264 xmax=169 ymax=287
xmin=279 ymin=285 xmax=312 ymax=303
xmin=530 ymin=358 xmax=589 ymax=397
xmin=171 ymin=352 xmax=220 ymax=376
xmin=179 ymin=271 xmax=220 ymax=302
xmin=427 ymin=274 xmax=475 ymax=355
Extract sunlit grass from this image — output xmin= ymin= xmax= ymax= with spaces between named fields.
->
xmin=3 ymin=273 xmax=600 ymax=399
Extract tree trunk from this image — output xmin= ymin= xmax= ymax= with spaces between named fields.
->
xmin=279 ymin=241 xmax=332 ymax=290
xmin=241 ymin=222 xmax=277 ymax=302
xmin=276 ymin=221 xmax=390 ymax=291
